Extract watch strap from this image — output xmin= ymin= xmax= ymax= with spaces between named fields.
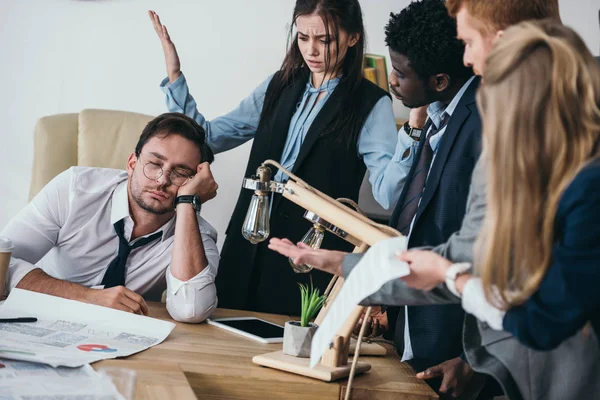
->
xmin=445 ymin=262 xmax=472 ymax=298
xmin=174 ymin=195 xmax=201 ymax=212
xmin=403 ymin=121 xmax=423 ymax=140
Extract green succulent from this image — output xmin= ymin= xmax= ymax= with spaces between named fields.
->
xmin=299 ymin=283 xmax=327 ymax=328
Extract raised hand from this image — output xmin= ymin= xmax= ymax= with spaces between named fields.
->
xmin=148 ymin=10 xmax=181 ymax=83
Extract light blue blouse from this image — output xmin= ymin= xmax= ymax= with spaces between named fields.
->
xmin=160 ymin=72 xmax=416 ymax=210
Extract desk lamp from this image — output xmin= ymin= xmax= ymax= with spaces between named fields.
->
xmin=242 ymin=160 xmax=401 ymax=382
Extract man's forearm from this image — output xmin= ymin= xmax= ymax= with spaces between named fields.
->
xmin=16 ymin=268 xmax=92 ymax=302
xmin=18 ymin=268 xmax=149 ymax=314
xmin=170 ymin=204 xmax=208 ymax=281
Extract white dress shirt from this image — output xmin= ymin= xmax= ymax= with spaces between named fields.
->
xmin=461 ymin=277 xmax=506 ymax=330
xmin=1 ymin=167 xmax=220 ymax=323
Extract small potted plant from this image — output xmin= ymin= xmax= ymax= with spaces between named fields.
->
xmin=283 ymin=282 xmax=326 ymax=358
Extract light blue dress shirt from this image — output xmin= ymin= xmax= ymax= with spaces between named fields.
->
xmin=160 ymin=72 xmax=416 ymax=210
xmin=401 ymin=75 xmax=477 ymax=362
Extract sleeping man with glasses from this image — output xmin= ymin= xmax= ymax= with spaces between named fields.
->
xmin=0 ymin=113 xmax=220 ymax=322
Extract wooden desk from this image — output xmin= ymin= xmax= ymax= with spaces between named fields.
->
xmin=117 ymin=304 xmax=437 ymax=400
xmin=94 ymin=359 xmax=196 ymax=400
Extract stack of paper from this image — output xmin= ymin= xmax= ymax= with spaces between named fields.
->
xmin=0 ymin=289 xmax=175 ymax=367
xmin=0 ymin=358 xmax=124 ymax=399
xmin=310 ymin=236 xmax=410 ymax=368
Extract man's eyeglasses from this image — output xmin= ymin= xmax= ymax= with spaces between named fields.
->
xmin=139 ymin=155 xmax=194 ymax=187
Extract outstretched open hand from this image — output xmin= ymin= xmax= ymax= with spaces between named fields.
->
xmin=268 ymin=238 xmax=347 ymax=276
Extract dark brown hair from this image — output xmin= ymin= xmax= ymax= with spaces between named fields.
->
xmin=135 ymin=113 xmax=214 ymax=164
xmin=261 ymin=0 xmax=367 ymax=148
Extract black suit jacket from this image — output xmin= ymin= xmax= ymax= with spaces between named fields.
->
xmin=389 ymin=76 xmax=483 ymax=366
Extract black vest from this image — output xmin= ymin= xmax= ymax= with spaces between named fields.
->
xmin=216 ymin=68 xmax=389 ymax=314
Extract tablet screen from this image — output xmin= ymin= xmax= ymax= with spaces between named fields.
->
xmin=216 ymin=319 xmax=284 ymax=339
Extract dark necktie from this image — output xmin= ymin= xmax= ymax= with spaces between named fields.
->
xmin=396 ymin=113 xmax=450 ymax=235
xmin=101 ymin=219 xmax=162 ymax=288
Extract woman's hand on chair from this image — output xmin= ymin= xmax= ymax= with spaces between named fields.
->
xmin=148 ymin=10 xmax=181 ymax=84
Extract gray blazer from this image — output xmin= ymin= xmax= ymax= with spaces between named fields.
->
xmin=343 ymin=157 xmax=600 ymax=400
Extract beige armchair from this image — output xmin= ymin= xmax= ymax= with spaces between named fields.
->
xmin=30 ymin=109 xmax=154 ymax=200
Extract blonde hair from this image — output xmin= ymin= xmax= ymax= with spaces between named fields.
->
xmin=446 ymin=0 xmax=561 ymax=32
xmin=476 ymin=20 xmax=600 ymax=308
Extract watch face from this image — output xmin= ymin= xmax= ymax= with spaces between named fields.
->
xmin=410 ymin=129 xmax=423 ymax=140
xmin=192 ymin=196 xmax=201 ymax=212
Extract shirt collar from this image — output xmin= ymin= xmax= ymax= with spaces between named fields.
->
xmin=426 ymin=75 xmax=476 ymax=129
xmin=426 ymin=101 xmax=447 ymax=130
xmin=110 ymin=180 xmax=130 ymax=226
xmin=426 ymin=76 xmax=476 ymax=153
xmin=306 ymin=72 xmax=341 ymax=93
xmin=444 ymin=75 xmax=476 ymax=118
xmin=110 ymin=180 xmax=175 ymax=243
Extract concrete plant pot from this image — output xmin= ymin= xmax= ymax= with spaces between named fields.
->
xmin=283 ymin=321 xmax=317 ymax=358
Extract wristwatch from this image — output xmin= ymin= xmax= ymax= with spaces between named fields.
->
xmin=174 ymin=195 xmax=202 ymax=213
xmin=445 ymin=262 xmax=472 ymax=298
xmin=403 ymin=121 xmax=424 ymax=140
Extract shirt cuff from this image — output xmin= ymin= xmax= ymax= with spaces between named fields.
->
xmin=6 ymin=257 xmax=39 ymax=295
xmin=392 ymin=131 xmax=418 ymax=164
xmin=165 ymin=265 xmax=217 ymax=323
xmin=159 ymin=72 xmax=186 ymax=92
xmin=166 ymin=264 xmax=213 ymax=294
xmin=461 ymin=277 xmax=505 ymax=330
xmin=342 ymin=253 xmax=363 ymax=278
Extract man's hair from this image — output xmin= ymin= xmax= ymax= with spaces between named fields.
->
xmin=385 ymin=0 xmax=473 ymax=82
xmin=446 ymin=0 xmax=561 ymax=32
xmin=135 ymin=113 xmax=214 ymax=164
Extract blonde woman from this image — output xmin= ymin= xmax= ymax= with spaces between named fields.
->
xmin=398 ymin=20 xmax=600 ymax=351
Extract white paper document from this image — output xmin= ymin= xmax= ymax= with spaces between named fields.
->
xmin=310 ymin=236 xmax=410 ymax=368
xmin=0 ymin=289 xmax=175 ymax=367
xmin=0 ymin=358 xmax=125 ymax=399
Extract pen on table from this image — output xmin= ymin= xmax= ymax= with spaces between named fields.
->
xmin=0 ymin=317 xmax=37 ymax=323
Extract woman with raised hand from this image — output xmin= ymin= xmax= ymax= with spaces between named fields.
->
xmin=149 ymin=1 xmax=415 ymax=314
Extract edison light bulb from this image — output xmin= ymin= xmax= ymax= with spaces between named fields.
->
xmin=289 ymin=224 xmax=325 ymax=273
xmin=242 ymin=192 xmax=270 ymax=244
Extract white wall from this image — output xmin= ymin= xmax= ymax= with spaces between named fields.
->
xmin=0 ymin=0 xmax=598 ymax=249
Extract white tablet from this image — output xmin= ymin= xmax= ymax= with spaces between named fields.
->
xmin=207 ymin=317 xmax=285 ymax=344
